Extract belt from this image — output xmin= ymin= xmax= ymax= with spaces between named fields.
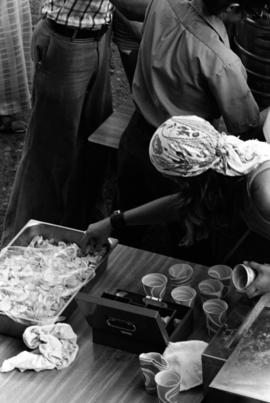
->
xmin=46 ymin=18 xmax=108 ymax=40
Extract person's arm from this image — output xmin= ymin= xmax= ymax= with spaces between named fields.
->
xmin=115 ymin=9 xmax=143 ymax=41
xmin=243 ymin=261 xmax=270 ymax=298
xmin=110 ymin=0 xmax=150 ymax=21
xmin=261 ymin=106 xmax=270 ymax=143
xmin=249 ymin=165 xmax=270 ymax=222
xmin=242 ymin=106 xmax=270 ymax=142
xmin=243 ymin=164 xmax=270 ymax=297
xmin=209 ymin=58 xmax=262 ymax=137
xmin=81 ymin=193 xmax=182 ymax=252
xmin=260 ymin=106 xmax=270 ymax=128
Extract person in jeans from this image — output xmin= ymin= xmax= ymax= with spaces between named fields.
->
xmin=1 ymin=0 xmax=114 ymax=246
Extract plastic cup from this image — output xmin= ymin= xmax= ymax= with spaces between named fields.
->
xmin=198 ymin=278 xmax=224 ymax=303
xmin=139 ymin=352 xmax=169 ymax=394
xmin=141 ymin=273 xmax=168 ymax=301
xmin=208 ymin=264 xmax=232 ymax=299
xmin=208 ymin=264 xmax=232 ymax=287
xmin=171 ymin=285 xmax=197 ymax=307
xmin=168 ymin=263 xmax=193 ymax=287
xmin=232 ymin=263 xmax=256 ymax=292
xmin=202 ymin=298 xmax=228 ymax=336
xmin=155 ymin=369 xmax=181 ymax=403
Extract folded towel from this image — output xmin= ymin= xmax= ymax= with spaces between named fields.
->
xmin=163 ymin=340 xmax=208 ymax=391
xmin=0 ymin=323 xmax=79 ymax=372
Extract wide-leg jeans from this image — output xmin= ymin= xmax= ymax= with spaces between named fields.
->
xmin=2 ymin=19 xmax=112 ymax=245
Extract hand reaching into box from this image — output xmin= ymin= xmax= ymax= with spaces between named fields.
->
xmin=81 ymin=218 xmax=112 ymax=254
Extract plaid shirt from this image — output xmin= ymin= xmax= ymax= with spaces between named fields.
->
xmin=42 ymin=0 xmax=113 ymax=29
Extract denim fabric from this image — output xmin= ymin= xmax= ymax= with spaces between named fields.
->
xmin=2 ymin=19 xmax=112 ymax=245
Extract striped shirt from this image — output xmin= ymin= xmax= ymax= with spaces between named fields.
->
xmin=42 ymin=0 xmax=113 ymax=29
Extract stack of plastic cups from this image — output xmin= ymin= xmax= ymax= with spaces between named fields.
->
xmin=168 ymin=263 xmax=194 ymax=288
xmin=141 ymin=273 xmax=168 ymax=302
xmin=208 ymin=264 xmax=232 ymax=301
xmin=198 ymin=277 xmax=229 ymax=338
xmin=202 ymin=298 xmax=228 ymax=337
xmin=171 ymin=286 xmax=197 ymax=308
xmin=139 ymin=352 xmax=169 ymax=394
xmin=155 ymin=369 xmax=181 ymax=403
xmin=198 ymin=278 xmax=224 ymax=304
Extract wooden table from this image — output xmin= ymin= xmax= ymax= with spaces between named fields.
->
xmin=0 ymin=244 xmax=210 ymax=403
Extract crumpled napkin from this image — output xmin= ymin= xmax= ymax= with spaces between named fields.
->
xmin=162 ymin=340 xmax=208 ymax=391
xmin=0 ymin=323 xmax=79 ymax=372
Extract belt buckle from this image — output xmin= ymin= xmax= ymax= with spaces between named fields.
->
xmin=72 ymin=27 xmax=80 ymax=40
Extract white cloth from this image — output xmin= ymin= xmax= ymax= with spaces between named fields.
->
xmin=163 ymin=340 xmax=208 ymax=391
xmin=0 ymin=323 xmax=79 ymax=372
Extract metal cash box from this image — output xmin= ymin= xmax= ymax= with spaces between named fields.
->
xmin=76 ymin=289 xmax=194 ymax=354
xmin=0 ymin=219 xmax=117 ymax=337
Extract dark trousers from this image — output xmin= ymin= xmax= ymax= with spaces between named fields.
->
xmin=118 ymin=109 xmax=177 ymax=210
xmin=117 ymin=110 xmax=181 ymax=253
xmin=2 ymin=19 xmax=113 ymax=246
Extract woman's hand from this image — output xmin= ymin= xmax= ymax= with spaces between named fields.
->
xmin=80 ymin=218 xmax=112 ymax=255
xmin=244 ymin=261 xmax=270 ymax=298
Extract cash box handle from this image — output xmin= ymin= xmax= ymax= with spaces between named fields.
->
xmin=106 ymin=317 xmax=136 ymax=334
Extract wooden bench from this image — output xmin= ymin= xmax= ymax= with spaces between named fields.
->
xmin=88 ymin=100 xmax=135 ymax=149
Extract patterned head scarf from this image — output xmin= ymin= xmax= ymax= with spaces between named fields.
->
xmin=149 ymin=115 xmax=270 ymax=177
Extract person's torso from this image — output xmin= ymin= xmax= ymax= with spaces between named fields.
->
xmin=132 ymin=0 xmax=249 ymax=128
xmin=42 ymin=0 xmax=113 ymax=29
xmin=243 ymin=160 xmax=270 ymax=241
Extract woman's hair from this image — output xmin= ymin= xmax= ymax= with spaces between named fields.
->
xmin=202 ymin=0 xmax=266 ymax=16
xmin=175 ymin=171 xmax=244 ymax=246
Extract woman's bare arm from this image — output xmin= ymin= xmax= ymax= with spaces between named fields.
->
xmin=81 ymin=193 xmax=182 ymax=251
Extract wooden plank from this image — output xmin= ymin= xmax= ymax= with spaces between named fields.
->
xmin=88 ymin=101 xmax=135 ymax=149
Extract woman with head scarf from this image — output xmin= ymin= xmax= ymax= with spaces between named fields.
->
xmin=81 ymin=115 xmax=270 ymax=297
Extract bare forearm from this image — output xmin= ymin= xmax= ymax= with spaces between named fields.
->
xmin=233 ymin=108 xmax=270 ymax=142
xmin=82 ymin=193 xmax=182 ymax=252
xmin=123 ymin=193 xmax=182 ymax=226
xmin=110 ymin=0 xmax=149 ymax=20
